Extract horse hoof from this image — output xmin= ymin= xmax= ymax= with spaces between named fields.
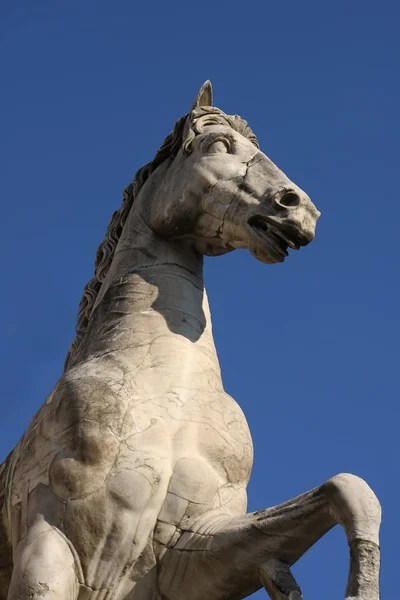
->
xmin=345 ymin=540 xmax=380 ymax=600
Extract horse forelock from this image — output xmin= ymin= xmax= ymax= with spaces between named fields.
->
xmin=64 ymin=107 xmax=258 ymax=371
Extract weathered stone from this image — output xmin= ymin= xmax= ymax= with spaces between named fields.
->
xmin=0 ymin=81 xmax=380 ymax=599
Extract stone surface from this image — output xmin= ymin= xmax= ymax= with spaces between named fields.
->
xmin=0 ymin=81 xmax=381 ymax=599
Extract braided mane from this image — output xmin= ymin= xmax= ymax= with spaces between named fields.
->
xmin=64 ymin=107 xmax=258 ymax=371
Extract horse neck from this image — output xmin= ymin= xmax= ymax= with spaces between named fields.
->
xmin=75 ymin=180 xmax=224 ymax=395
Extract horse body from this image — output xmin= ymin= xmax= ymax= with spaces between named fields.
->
xmin=5 ymin=199 xmax=253 ymax=597
xmin=1 ymin=82 xmax=381 ymax=600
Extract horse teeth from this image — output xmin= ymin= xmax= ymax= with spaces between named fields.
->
xmin=272 ymin=228 xmax=300 ymax=251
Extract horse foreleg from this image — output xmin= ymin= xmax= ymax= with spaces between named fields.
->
xmin=253 ymin=472 xmax=381 ymax=600
xmin=158 ymin=473 xmax=381 ymax=600
xmin=7 ymin=519 xmax=79 ymax=600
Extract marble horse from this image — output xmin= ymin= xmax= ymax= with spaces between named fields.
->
xmin=0 ymin=82 xmax=381 ymax=599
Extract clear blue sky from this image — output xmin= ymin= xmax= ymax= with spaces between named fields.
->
xmin=1 ymin=1 xmax=398 ymax=598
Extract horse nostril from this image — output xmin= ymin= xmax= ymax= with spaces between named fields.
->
xmin=279 ymin=192 xmax=301 ymax=208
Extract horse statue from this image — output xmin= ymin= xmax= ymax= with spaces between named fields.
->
xmin=0 ymin=81 xmax=381 ymax=600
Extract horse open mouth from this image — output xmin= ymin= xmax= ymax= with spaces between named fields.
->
xmin=247 ymin=215 xmax=301 ymax=261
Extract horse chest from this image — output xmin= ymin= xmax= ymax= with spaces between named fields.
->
xmin=173 ymin=392 xmax=254 ymax=486
xmin=152 ymin=393 xmax=254 ymax=533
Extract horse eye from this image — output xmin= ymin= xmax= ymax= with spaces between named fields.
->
xmin=207 ymin=139 xmax=230 ymax=154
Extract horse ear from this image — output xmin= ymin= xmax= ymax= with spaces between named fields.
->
xmin=191 ymin=80 xmax=213 ymax=111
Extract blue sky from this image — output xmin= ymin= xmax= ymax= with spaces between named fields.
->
xmin=1 ymin=1 xmax=398 ymax=597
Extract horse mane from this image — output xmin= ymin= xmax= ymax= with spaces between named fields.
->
xmin=64 ymin=107 xmax=259 ymax=371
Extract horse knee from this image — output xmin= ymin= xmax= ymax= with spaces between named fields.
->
xmin=321 ymin=473 xmax=381 ymax=544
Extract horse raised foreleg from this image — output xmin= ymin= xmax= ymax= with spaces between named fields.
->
xmin=158 ymin=473 xmax=381 ymax=600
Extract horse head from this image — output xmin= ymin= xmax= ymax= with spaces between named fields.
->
xmin=148 ymin=80 xmax=320 ymax=264
xmin=64 ymin=81 xmax=321 ymax=368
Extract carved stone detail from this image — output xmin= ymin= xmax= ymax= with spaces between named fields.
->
xmin=0 ymin=82 xmax=380 ymax=600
